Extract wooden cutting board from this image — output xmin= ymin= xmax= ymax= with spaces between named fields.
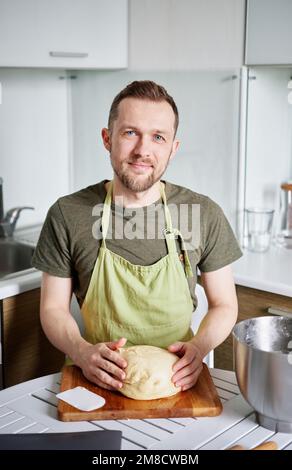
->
xmin=58 ymin=364 xmax=222 ymax=422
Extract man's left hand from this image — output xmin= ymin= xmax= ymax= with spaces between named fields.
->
xmin=167 ymin=341 xmax=203 ymax=391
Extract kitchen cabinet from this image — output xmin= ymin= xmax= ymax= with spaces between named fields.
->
xmin=214 ymin=284 xmax=292 ymax=370
xmin=1 ymin=288 xmax=64 ymax=388
xmin=130 ymin=0 xmax=245 ymax=70
xmin=246 ymin=0 xmax=292 ymax=65
xmin=0 ymin=0 xmax=128 ymax=69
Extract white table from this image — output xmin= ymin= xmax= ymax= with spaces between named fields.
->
xmin=0 ymin=369 xmax=291 ymax=450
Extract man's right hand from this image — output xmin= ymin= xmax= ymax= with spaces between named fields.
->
xmin=77 ymin=337 xmax=128 ymax=391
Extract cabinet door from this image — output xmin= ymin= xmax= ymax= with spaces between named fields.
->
xmin=246 ymin=0 xmax=292 ymax=65
xmin=0 ymin=0 xmax=128 ymax=68
xmin=214 ymin=285 xmax=292 ymax=370
xmin=1 ymin=288 xmax=65 ymax=388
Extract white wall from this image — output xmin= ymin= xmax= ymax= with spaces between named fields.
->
xmin=71 ymin=0 xmax=245 ymax=229
xmin=0 ymin=69 xmax=70 ymax=227
xmin=71 ymin=69 xmax=241 ymax=227
xmin=0 ymin=0 xmax=246 ymax=230
xmin=245 ymin=67 xmax=292 ymax=220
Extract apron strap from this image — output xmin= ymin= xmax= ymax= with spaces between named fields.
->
xmin=101 ymin=181 xmax=193 ymax=278
xmin=160 ymin=184 xmax=194 ymax=278
xmin=160 ymin=183 xmax=173 ymax=232
xmin=100 ymin=181 xmax=113 ymax=246
xmin=160 ymin=182 xmax=177 ymax=254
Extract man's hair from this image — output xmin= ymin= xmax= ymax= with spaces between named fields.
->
xmin=108 ymin=80 xmax=179 ymax=136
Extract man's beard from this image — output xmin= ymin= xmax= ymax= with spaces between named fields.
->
xmin=110 ymin=155 xmax=172 ymax=192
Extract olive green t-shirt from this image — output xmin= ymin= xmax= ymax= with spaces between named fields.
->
xmin=32 ymin=180 xmax=242 ymax=310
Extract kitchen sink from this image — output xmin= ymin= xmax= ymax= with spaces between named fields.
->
xmin=0 ymin=239 xmax=35 ymax=278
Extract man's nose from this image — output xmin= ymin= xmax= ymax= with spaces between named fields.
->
xmin=134 ymin=135 xmax=151 ymax=157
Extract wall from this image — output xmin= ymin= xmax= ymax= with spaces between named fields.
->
xmin=0 ymin=69 xmax=70 ymax=227
xmin=0 ymin=0 xmax=246 ymax=229
xmin=245 ymin=67 xmax=292 ymax=233
xmin=71 ymin=0 xmax=245 ymax=229
xmin=71 ymin=69 xmax=241 ymax=227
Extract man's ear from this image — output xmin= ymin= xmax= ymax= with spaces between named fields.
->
xmin=101 ymin=128 xmax=111 ymax=151
xmin=170 ymin=139 xmax=180 ymax=161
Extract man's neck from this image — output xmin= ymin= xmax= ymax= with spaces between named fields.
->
xmin=105 ymin=178 xmax=163 ymax=208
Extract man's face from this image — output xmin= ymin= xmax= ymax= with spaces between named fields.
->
xmin=102 ymin=97 xmax=179 ymax=192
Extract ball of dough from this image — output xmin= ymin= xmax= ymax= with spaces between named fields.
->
xmin=119 ymin=345 xmax=181 ymax=400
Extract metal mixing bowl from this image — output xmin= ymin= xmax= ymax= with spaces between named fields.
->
xmin=233 ymin=316 xmax=292 ymax=433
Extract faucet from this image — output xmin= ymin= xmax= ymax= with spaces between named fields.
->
xmin=0 ymin=177 xmax=34 ymax=238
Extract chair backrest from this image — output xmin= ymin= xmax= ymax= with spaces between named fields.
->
xmin=191 ymin=284 xmax=214 ymax=368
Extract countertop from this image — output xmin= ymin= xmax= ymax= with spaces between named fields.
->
xmin=233 ymin=245 xmax=292 ymax=298
xmin=0 ymin=229 xmax=292 ymax=300
xmin=0 ymin=269 xmax=41 ymax=301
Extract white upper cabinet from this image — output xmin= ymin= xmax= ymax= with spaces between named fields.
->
xmin=130 ymin=0 xmax=245 ymax=70
xmin=0 ymin=0 xmax=128 ymax=69
xmin=246 ymin=0 xmax=292 ymax=65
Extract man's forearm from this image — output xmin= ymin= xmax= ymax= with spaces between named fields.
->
xmin=190 ymin=304 xmax=238 ymax=358
xmin=40 ymin=307 xmax=89 ymax=367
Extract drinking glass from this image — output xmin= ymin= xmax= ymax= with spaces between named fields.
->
xmin=245 ymin=208 xmax=274 ymax=253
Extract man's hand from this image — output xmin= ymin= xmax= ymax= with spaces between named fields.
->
xmin=78 ymin=337 xmax=128 ymax=391
xmin=167 ymin=341 xmax=203 ymax=391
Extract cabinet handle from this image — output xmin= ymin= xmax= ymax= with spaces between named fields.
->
xmin=267 ymin=306 xmax=292 ymax=318
xmin=49 ymin=51 xmax=88 ymax=58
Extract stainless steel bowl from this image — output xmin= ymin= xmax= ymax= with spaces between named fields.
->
xmin=233 ymin=316 xmax=292 ymax=433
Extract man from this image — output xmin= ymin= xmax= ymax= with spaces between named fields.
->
xmin=32 ymin=80 xmax=242 ymax=393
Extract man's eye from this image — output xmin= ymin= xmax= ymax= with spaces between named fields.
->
xmin=125 ymin=130 xmax=136 ymax=136
xmin=154 ymin=134 xmax=164 ymax=142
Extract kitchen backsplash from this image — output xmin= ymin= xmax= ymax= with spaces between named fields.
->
xmin=70 ymin=69 xmax=241 ymax=231
xmin=0 ymin=68 xmax=70 ymax=228
xmin=0 ymin=68 xmax=241 ymax=233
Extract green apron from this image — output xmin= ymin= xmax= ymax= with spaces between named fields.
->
xmin=81 ymin=181 xmax=194 ymax=349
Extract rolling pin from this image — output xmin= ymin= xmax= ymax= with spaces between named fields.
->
xmin=252 ymin=441 xmax=278 ymax=450
xmin=227 ymin=441 xmax=278 ymax=450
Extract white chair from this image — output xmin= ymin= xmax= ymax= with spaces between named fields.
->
xmin=191 ymin=283 xmax=214 ymax=368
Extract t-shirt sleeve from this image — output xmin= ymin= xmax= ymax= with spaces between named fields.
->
xmin=32 ymin=200 xmax=73 ymax=277
xmin=198 ymin=197 xmax=242 ymax=272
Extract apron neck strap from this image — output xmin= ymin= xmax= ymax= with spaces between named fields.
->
xmin=159 ymin=183 xmax=177 ymax=255
xmin=101 ymin=181 xmax=113 ymax=242
xmin=159 ymin=183 xmax=173 ymax=232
